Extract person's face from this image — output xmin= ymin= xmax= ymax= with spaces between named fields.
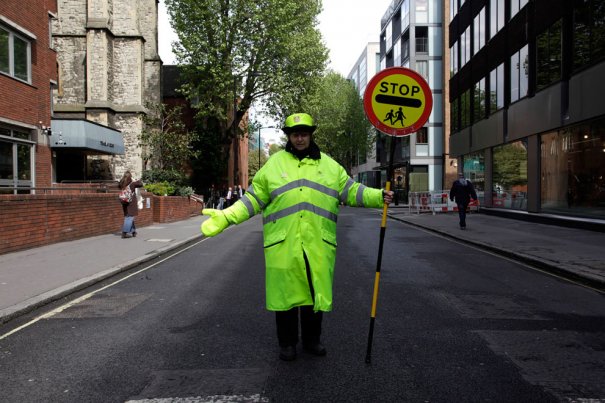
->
xmin=289 ymin=131 xmax=312 ymax=151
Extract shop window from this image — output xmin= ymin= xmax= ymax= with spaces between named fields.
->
xmin=573 ymin=0 xmax=605 ymax=72
xmin=0 ymin=25 xmax=31 ymax=83
xmin=0 ymin=127 xmax=34 ymax=192
xmin=463 ymin=153 xmax=485 ymax=203
xmin=541 ymin=118 xmax=605 ymax=218
xmin=536 ymin=20 xmax=562 ymax=91
xmin=492 ymin=141 xmax=528 ymax=210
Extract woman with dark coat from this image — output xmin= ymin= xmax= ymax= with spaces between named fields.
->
xmin=118 ymin=171 xmax=144 ymax=238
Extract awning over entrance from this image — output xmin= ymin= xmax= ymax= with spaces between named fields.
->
xmin=50 ymin=119 xmax=125 ymax=155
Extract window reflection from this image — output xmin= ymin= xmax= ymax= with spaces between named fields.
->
xmin=493 ymin=141 xmax=528 ymax=210
xmin=541 ymin=118 xmax=605 ymax=218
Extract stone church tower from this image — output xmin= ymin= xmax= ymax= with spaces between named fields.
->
xmin=53 ymin=0 xmax=161 ymax=180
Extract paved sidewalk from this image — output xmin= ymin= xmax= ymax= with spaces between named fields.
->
xmin=0 ymin=216 xmax=206 ymax=324
xmin=388 ymin=207 xmax=605 ymax=290
xmin=1 ymin=210 xmax=603 ymax=325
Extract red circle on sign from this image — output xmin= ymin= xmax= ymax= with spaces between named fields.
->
xmin=363 ymin=67 xmax=433 ymax=136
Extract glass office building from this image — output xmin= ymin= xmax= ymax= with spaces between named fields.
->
xmin=448 ymin=0 xmax=605 ymax=219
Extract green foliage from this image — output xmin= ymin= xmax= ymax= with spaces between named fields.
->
xmin=144 ymin=181 xmax=176 ymax=196
xmin=164 ymin=0 xmax=328 ymax=183
xmin=139 ymin=102 xmax=199 ymax=171
xmin=142 ymin=168 xmax=188 ymax=186
xmin=175 ymin=186 xmax=195 ymax=197
xmin=248 ymin=148 xmax=268 ymax=181
xmin=299 ymin=71 xmax=374 ymax=172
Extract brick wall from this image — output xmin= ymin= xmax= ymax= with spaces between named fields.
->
xmin=0 ymin=194 xmax=200 ymax=255
xmin=0 ymin=0 xmax=57 ymax=128
xmin=153 ymin=196 xmax=202 ymax=223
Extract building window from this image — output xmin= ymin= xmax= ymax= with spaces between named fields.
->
xmin=416 ymin=128 xmax=428 ymax=144
xmin=416 ymin=0 xmax=428 ymax=23
xmin=461 ymin=89 xmax=471 ymax=129
xmin=416 ymin=26 xmax=428 ymax=53
xmin=460 ymin=26 xmax=470 ymax=67
xmin=540 ymin=118 xmax=605 ymax=218
xmin=510 ymin=44 xmax=529 ymax=103
xmin=450 ymin=40 xmax=458 ymax=76
xmin=489 ymin=63 xmax=504 ymax=113
xmin=489 ymin=0 xmax=505 ymax=39
xmin=573 ymin=0 xmax=605 ymax=72
xmin=0 ymin=126 xmax=34 ymax=192
xmin=416 ymin=60 xmax=428 ymax=81
xmin=450 ymin=0 xmax=459 ymax=23
xmin=510 ymin=0 xmax=529 ymax=19
xmin=402 ymin=35 xmax=409 ymax=62
xmin=451 ymin=97 xmax=459 ymax=133
xmin=386 ymin=21 xmax=392 ymax=51
xmin=473 ymin=7 xmax=486 ymax=55
xmin=0 ymin=25 xmax=32 ymax=83
xmin=536 ymin=19 xmax=562 ymax=91
xmin=473 ymin=77 xmax=486 ymax=122
xmin=493 ymin=140 xmax=528 ymax=210
xmin=394 ymin=38 xmax=401 ymax=66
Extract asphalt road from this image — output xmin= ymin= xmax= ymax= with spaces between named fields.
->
xmin=0 ymin=208 xmax=603 ymax=402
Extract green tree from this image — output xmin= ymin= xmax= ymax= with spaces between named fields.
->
xmin=139 ymin=102 xmax=199 ymax=171
xmin=164 ymin=0 xmax=328 ymax=185
xmin=300 ymin=71 xmax=374 ymax=173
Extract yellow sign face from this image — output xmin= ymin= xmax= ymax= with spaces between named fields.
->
xmin=363 ymin=67 xmax=433 ymax=136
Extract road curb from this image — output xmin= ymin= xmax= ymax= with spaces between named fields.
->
xmin=0 ymin=233 xmax=205 ymax=325
xmin=388 ymin=213 xmax=605 ymax=292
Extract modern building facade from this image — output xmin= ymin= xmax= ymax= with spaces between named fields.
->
xmin=448 ymin=0 xmax=605 ymax=219
xmin=379 ymin=0 xmax=449 ymax=193
xmin=348 ymin=42 xmax=382 ymax=188
xmin=1 ymin=0 xmax=57 ymax=193
xmin=52 ymin=0 xmax=162 ymax=182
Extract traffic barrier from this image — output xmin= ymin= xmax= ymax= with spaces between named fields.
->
xmin=408 ymin=190 xmax=480 ymax=214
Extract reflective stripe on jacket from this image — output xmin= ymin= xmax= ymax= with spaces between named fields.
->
xmin=222 ymin=150 xmax=384 ymax=312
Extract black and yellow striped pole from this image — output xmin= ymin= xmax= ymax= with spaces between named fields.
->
xmin=362 ymin=66 xmax=433 ymax=364
xmin=365 ymin=136 xmax=397 ymax=364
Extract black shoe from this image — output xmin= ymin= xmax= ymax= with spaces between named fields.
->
xmin=279 ymin=345 xmax=297 ymax=361
xmin=121 ymin=232 xmax=132 ymax=238
xmin=303 ymin=342 xmax=327 ymax=356
xmin=460 ymin=225 xmax=466 ymax=230
xmin=132 ymin=231 xmax=137 ymax=237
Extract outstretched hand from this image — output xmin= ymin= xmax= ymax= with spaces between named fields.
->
xmin=201 ymin=209 xmax=229 ymax=237
xmin=383 ymin=190 xmax=394 ymax=205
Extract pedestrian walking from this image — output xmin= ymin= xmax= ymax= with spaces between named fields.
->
xmin=449 ymin=172 xmax=477 ymax=229
xmin=118 ymin=171 xmax=144 ymax=238
xmin=201 ymin=113 xmax=393 ymax=361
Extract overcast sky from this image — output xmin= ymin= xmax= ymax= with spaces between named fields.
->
xmin=157 ymin=0 xmax=394 ymax=140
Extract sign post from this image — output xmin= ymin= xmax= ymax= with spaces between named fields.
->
xmin=362 ymin=67 xmax=432 ymax=364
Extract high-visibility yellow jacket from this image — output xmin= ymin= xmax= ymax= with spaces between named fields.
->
xmin=221 ymin=150 xmax=384 ymax=312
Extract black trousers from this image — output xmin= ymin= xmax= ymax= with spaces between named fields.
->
xmin=275 ymin=252 xmax=323 ymax=347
